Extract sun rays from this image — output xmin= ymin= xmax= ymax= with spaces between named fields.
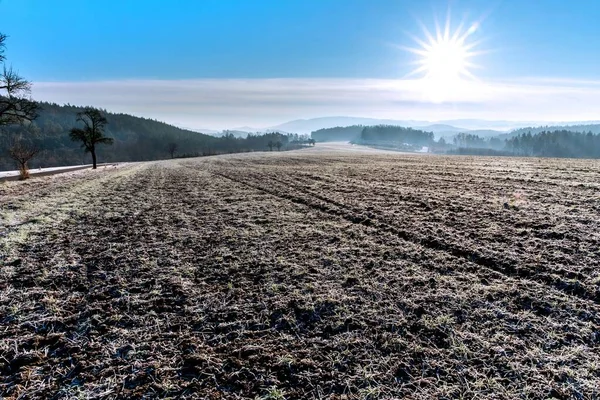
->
xmin=404 ymin=12 xmax=485 ymax=102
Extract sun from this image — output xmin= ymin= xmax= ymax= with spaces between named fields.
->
xmin=422 ymin=37 xmax=470 ymax=81
xmin=405 ymin=15 xmax=482 ymax=101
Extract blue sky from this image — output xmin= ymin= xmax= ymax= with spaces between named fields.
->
xmin=1 ymin=0 xmax=600 ymax=129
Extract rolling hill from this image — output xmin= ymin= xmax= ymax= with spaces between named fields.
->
xmin=0 ymin=102 xmax=305 ymax=170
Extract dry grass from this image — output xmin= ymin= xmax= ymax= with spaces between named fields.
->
xmin=1 ymin=151 xmax=599 ymax=399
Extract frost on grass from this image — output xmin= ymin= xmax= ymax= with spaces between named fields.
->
xmin=1 ymin=154 xmax=599 ymax=399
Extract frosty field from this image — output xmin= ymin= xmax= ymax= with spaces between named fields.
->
xmin=1 ymin=148 xmax=599 ymax=399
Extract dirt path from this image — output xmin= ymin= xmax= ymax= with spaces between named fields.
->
xmin=1 ymin=152 xmax=599 ymax=399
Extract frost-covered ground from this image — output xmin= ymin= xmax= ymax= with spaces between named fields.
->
xmin=1 ymin=148 xmax=599 ymax=399
xmin=0 ymin=165 xmax=93 ymax=179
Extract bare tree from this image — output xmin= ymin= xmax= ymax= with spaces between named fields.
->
xmin=0 ymin=33 xmax=38 ymax=126
xmin=167 ymin=142 xmax=177 ymax=158
xmin=69 ymin=108 xmax=113 ymax=169
xmin=8 ymin=137 xmax=38 ymax=180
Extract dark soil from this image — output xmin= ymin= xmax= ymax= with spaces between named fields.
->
xmin=1 ymin=152 xmax=599 ymax=399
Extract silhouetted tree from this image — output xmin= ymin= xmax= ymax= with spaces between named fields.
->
xmin=0 ymin=33 xmax=38 ymax=127
xmin=167 ymin=142 xmax=177 ymax=158
xmin=275 ymin=141 xmax=282 ymax=151
xmin=308 ymin=138 xmax=316 ymax=146
xmin=69 ymin=108 xmax=113 ymax=169
xmin=8 ymin=137 xmax=38 ymax=179
xmin=267 ymin=140 xmax=274 ymax=151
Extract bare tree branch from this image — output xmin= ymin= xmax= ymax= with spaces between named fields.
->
xmin=0 ymin=33 xmax=39 ymax=126
xmin=0 ymin=33 xmax=6 ymax=63
xmin=70 ymin=108 xmax=113 ymax=168
xmin=8 ymin=136 xmax=39 ymax=179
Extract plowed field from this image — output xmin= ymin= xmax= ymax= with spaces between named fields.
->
xmin=2 ymin=149 xmax=599 ymax=399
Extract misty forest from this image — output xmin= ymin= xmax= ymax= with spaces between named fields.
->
xmin=4 ymin=105 xmax=600 ymax=171
xmin=311 ymin=125 xmax=600 ymax=158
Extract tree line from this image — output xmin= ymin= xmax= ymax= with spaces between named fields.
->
xmin=445 ymin=130 xmax=600 ymax=158
xmin=509 ymin=124 xmax=600 ymax=137
xmin=311 ymin=125 xmax=435 ymax=148
xmin=505 ymin=130 xmax=600 ymax=158
xmin=0 ymin=101 xmax=312 ymax=173
xmin=310 ymin=121 xmax=600 ymax=159
xmin=311 ymin=125 xmax=435 ymax=150
xmin=311 ymin=125 xmax=365 ymax=142
xmin=358 ymin=125 xmax=434 ymax=148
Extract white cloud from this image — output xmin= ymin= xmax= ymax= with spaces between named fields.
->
xmin=31 ymin=77 xmax=600 ymax=130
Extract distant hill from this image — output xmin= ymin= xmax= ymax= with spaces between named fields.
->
xmin=312 ymin=124 xmax=434 ymax=148
xmin=358 ymin=125 xmax=434 ymax=148
xmin=311 ymin=125 xmax=364 ymax=142
xmin=310 ymin=122 xmax=506 ymax=142
xmin=504 ymin=129 xmax=600 ymax=158
xmin=220 ymin=117 xmax=600 ymax=144
xmin=467 ymin=129 xmax=508 ymax=138
xmin=420 ymin=125 xmax=507 ymax=140
xmin=421 ymin=124 xmax=465 ymax=133
xmin=0 ymin=102 xmax=307 ymax=170
xmin=235 ymin=117 xmax=600 ymax=138
xmin=271 ymin=117 xmax=514 ymax=138
xmin=189 ymin=127 xmax=220 ymax=135
xmin=216 ymin=130 xmax=252 ymax=138
xmin=270 ymin=117 xmax=425 ymax=134
xmin=503 ymin=124 xmax=600 ymax=139
xmin=433 ymin=119 xmax=533 ymax=131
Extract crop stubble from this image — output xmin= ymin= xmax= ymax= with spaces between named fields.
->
xmin=1 ymin=152 xmax=599 ymax=399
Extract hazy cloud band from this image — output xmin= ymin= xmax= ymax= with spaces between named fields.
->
xmin=31 ymin=78 xmax=600 ymax=130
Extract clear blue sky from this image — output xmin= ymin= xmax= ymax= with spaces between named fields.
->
xmin=1 ymin=0 xmax=599 ymax=81
xmin=2 ymin=0 xmax=600 ymax=129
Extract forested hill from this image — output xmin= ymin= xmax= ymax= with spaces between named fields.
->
xmin=357 ymin=125 xmax=434 ymax=150
xmin=505 ymin=130 xmax=600 ymax=158
xmin=506 ymin=124 xmax=600 ymax=138
xmin=311 ymin=125 xmax=435 ymax=147
xmin=0 ymin=102 xmax=307 ymax=170
xmin=311 ymin=125 xmax=364 ymax=142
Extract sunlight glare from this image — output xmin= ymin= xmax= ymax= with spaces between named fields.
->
xmin=405 ymin=15 xmax=482 ymax=102
xmin=424 ymin=39 xmax=468 ymax=81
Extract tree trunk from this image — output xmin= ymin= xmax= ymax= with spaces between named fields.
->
xmin=18 ymin=161 xmax=29 ymax=180
xmin=91 ymin=150 xmax=97 ymax=169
